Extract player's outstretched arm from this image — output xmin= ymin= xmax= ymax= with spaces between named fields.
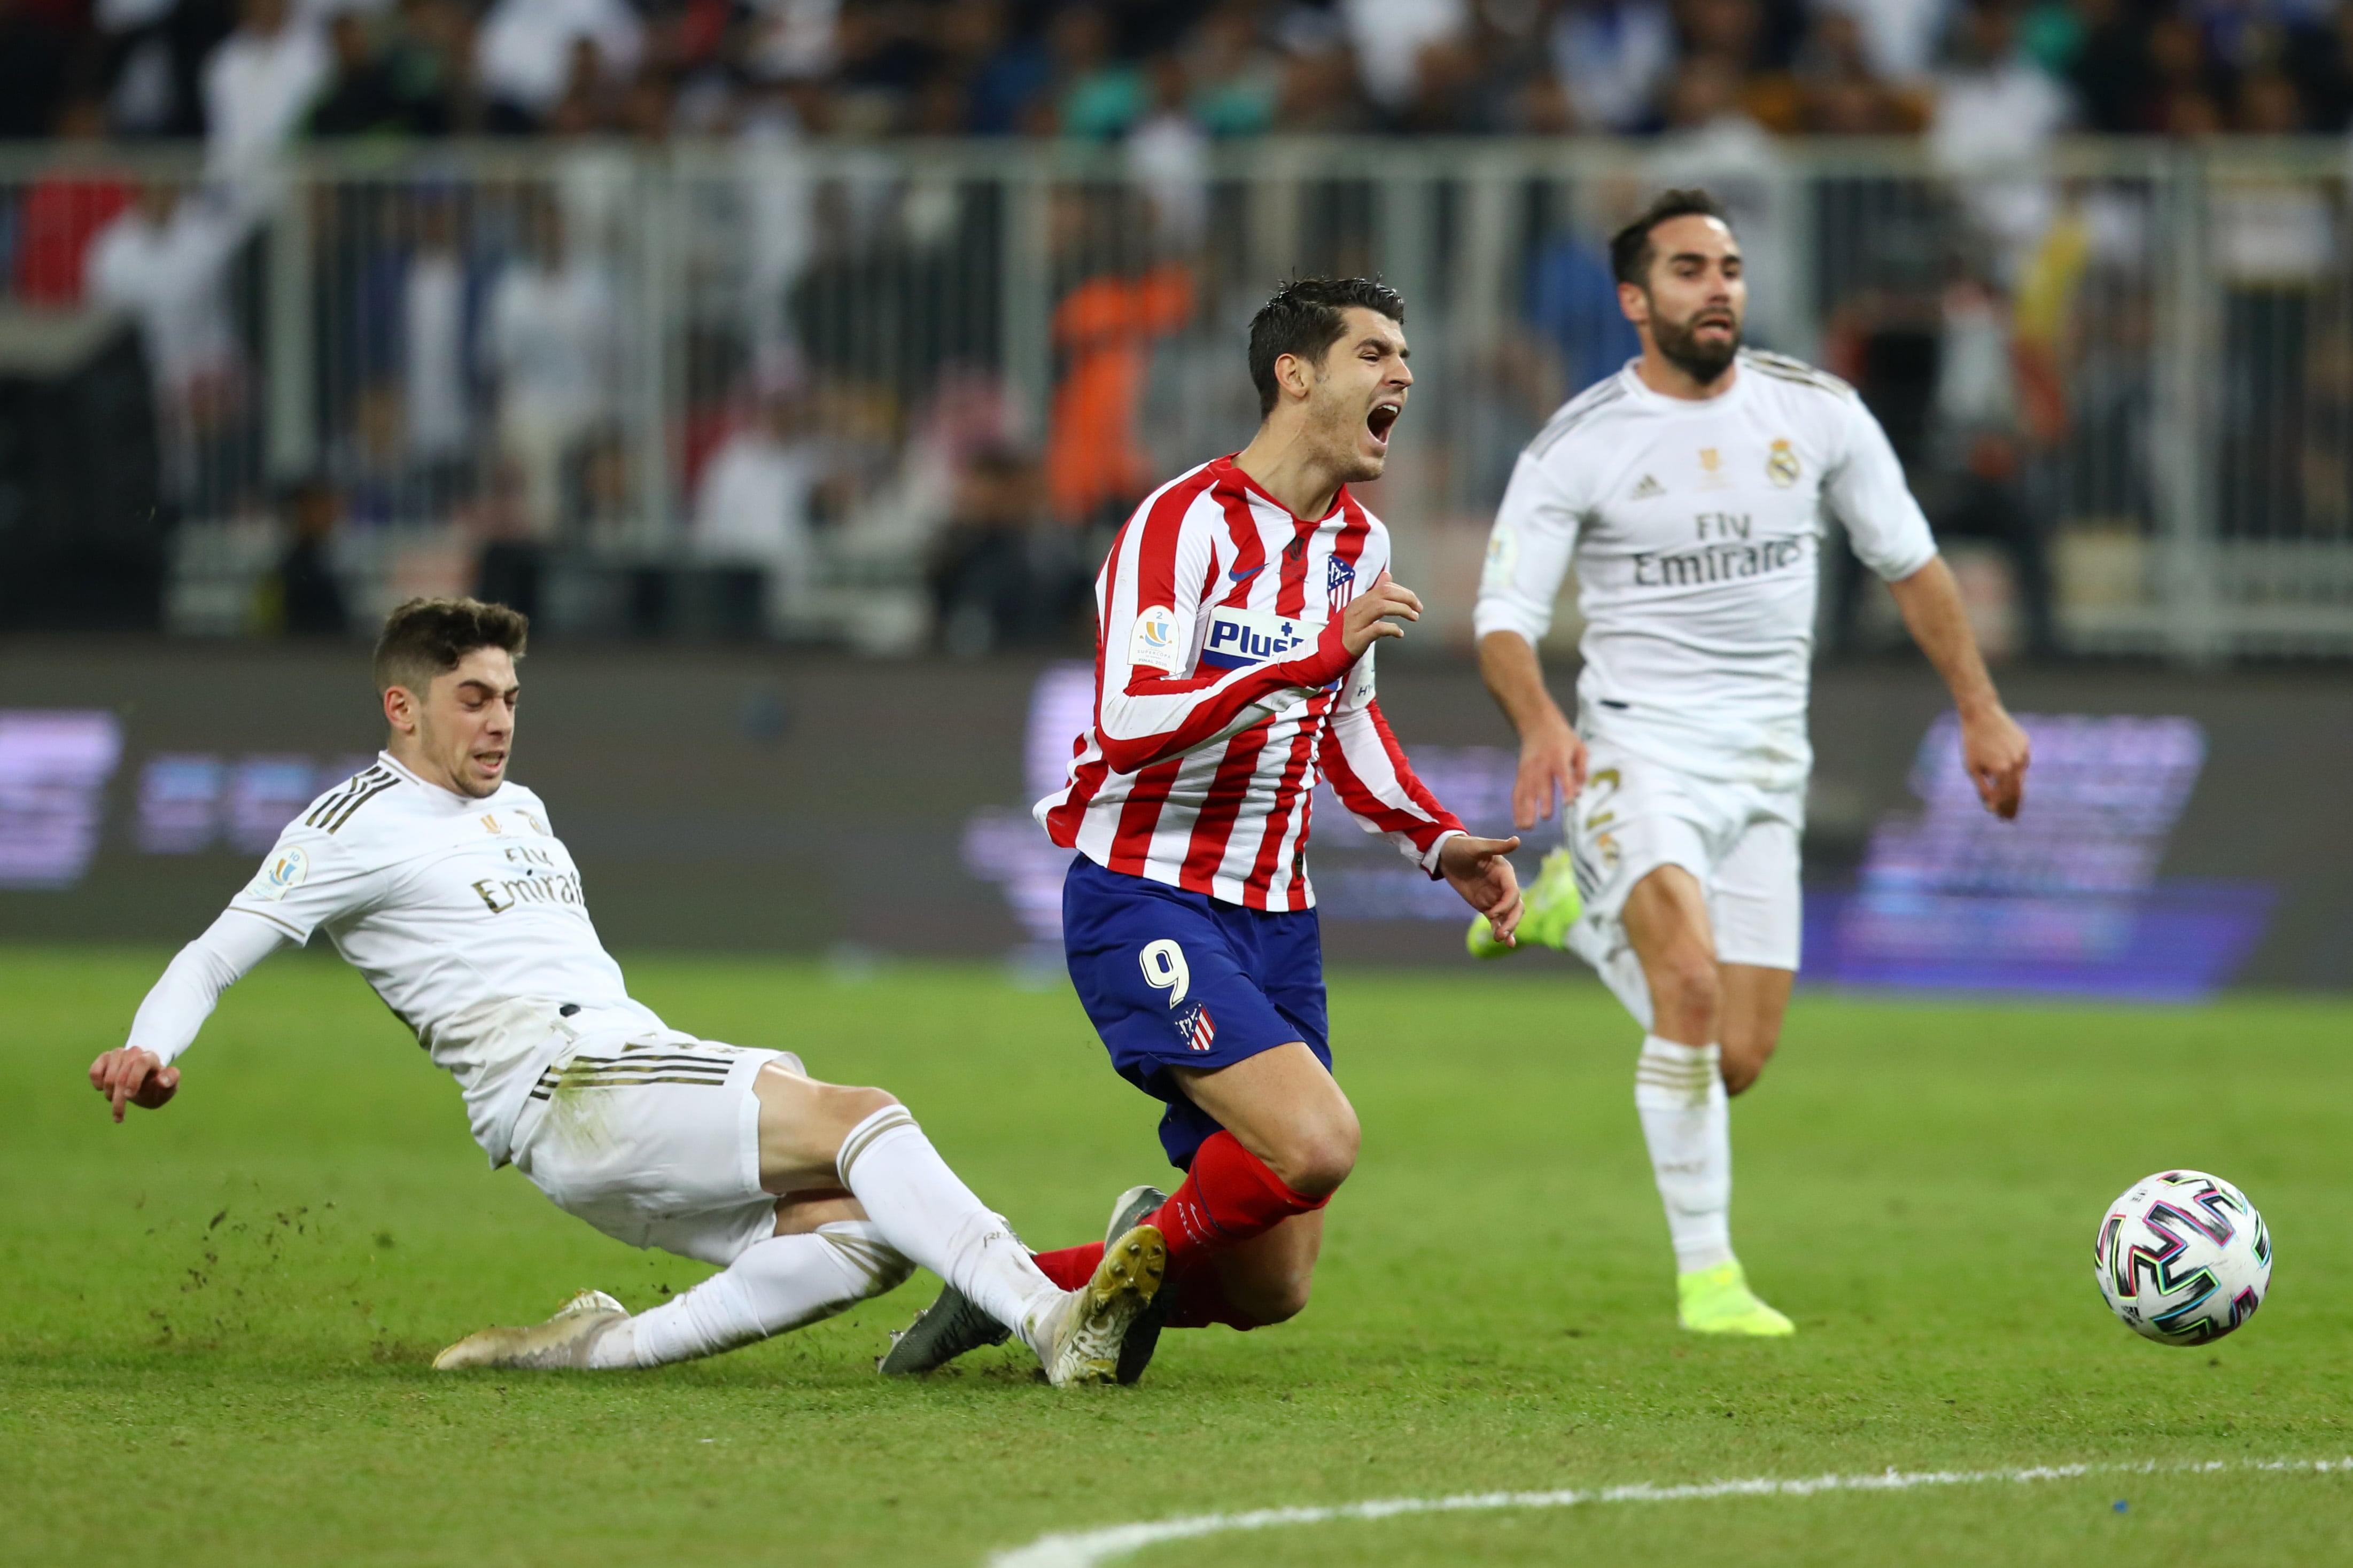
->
xmin=1477 ymin=629 xmax=1588 ymax=829
xmin=1886 ymin=556 xmax=2031 ymax=820
xmin=91 ymin=911 xmax=288 ymax=1122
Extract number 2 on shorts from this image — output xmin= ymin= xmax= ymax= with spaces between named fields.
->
xmin=1139 ymin=939 xmax=1190 ymax=1008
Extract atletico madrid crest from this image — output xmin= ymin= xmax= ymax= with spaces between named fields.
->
xmin=1173 ymin=1002 xmax=1218 ymax=1053
xmin=1326 ymin=556 xmax=1356 ymax=615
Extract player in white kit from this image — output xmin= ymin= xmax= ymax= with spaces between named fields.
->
xmin=1472 ymin=190 xmax=2030 ymax=1334
xmin=86 ymin=597 xmax=1164 ymax=1385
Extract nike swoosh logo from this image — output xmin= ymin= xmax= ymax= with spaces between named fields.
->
xmin=1228 ymin=564 xmax=1265 ymax=583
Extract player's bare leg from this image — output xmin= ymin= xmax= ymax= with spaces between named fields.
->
xmin=441 ymin=1065 xmax=1161 ymax=1385
xmin=885 ymin=1044 xmax=1356 ymax=1379
xmin=1621 ymin=866 xmax=1792 ymax=1336
xmin=1718 ymin=962 xmax=1792 ymax=1095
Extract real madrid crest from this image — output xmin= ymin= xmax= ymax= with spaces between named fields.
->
xmin=1766 ymin=439 xmax=1800 ymax=487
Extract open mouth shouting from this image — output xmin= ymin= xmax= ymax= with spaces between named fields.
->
xmin=1367 ymin=399 xmax=1402 ymax=448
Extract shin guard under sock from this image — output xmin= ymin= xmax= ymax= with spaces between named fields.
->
xmin=1144 ymin=1131 xmax=1327 ymax=1272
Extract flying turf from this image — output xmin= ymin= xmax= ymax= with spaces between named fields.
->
xmin=1467 ymin=847 xmax=1582 ymax=958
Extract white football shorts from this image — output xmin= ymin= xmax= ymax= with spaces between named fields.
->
xmin=1564 ymin=739 xmax=1805 ymax=1026
xmin=508 ymin=1026 xmax=806 ymax=1267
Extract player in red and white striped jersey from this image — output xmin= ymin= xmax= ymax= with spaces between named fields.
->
xmin=1038 ymin=448 xmax=1454 ymax=909
xmin=882 ymin=279 xmax=1523 ymax=1382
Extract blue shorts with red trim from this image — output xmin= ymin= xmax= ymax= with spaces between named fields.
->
xmin=1062 ymin=855 xmax=1331 ymax=1169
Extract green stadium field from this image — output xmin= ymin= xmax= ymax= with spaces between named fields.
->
xmin=5 ymin=950 xmax=2350 ymax=1566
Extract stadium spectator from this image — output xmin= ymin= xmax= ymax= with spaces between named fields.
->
xmin=1128 ymin=54 xmax=1210 ymax=245
xmin=1341 ymin=0 xmax=1467 ymax=113
xmin=399 ymin=192 xmax=480 ymax=508
xmin=264 ymin=477 xmax=352 ymax=636
xmin=86 ymin=180 xmax=257 ymax=502
xmin=1048 ymin=5 xmax=1146 ymax=138
xmin=1527 ymin=219 xmax=1643 ymax=399
xmin=1183 ymin=0 xmax=1281 ymax=136
xmin=1549 ymin=0 xmax=1677 ymax=131
xmin=472 ymin=0 xmax=641 ymax=132
xmin=306 ymin=5 xmax=456 ymax=136
xmin=201 ymin=0 xmax=329 ymax=181
xmin=1045 ymin=251 xmax=1191 ymax=527
xmin=1930 ymin=0 xmax=2074 ymax=171
xmin=692 ymin=367 xmax=824 ymax=630
xmin=97 ymin=0 xmax=234 ymax=139
xmin=12 ymin=100 xmax=134 ymax=306
xmin=926 ymin=446 xmax=1051 ymax=654
xmin=485 ymin=194 xmax=615 ymax=539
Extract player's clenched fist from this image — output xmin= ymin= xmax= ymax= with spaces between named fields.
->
xmin=89 ymin=1046 xmax=177 ymax=1122
xmin=1339 ymin=569 xmax=1422 ymax=657
xmin=1960 ymin=703 xmax=2030 ymax=821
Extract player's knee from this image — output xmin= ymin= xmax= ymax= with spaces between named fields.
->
xmin=1275 ymin=1107 xmax=1359 ymax=1198
xmin=1655 ymin=951 xmax=1721 ymax=1032
xmin=820 ymin=1083 xmax=899 ymax=1142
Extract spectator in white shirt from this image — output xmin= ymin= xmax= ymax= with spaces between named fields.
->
xmin=202 ymin=0 xmax=329 ymax=184
xmin=1930 ymin=0 xmax=2075 ymax=261
xmin=692 ymin=366 xmax=824 ymax=632
xmin=87 ymin=181 xmax=258 ymax=499
xmin=1340 ymin=0 xmax=1466 ymax=110
xmin=485 ymin=196 xmax=615 ymax=537
xmin=473 ymin=0 xmax=642 ymax=130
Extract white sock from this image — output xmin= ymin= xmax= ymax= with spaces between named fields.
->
xmin=1634 ymin=1035 xmax=1734 ymax=1275
xmin=589 ymin=1221 xmax=913 ymax=1369
xmin=835 ymin=1105 xmax=1065 ymax=1355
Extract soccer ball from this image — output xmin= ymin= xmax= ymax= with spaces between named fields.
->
xmin=2093 ymin=1170 xmax=2272 ymax=1346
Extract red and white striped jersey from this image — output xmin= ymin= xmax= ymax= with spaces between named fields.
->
xmin=1035 ymin=455 xmax=1465 ymax=911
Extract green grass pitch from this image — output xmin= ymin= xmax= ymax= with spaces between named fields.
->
xmin=4 ymin=949 xmax=2350 ymax=1565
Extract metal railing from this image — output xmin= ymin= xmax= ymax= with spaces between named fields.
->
xmin=5 ymin=136 xmax=2352 ymax=658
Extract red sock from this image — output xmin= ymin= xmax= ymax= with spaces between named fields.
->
xmin=1145 ymin=1130 xmax=1327 ymax=1272
xmin=1031 ymin=1243 xmax=1268 ymax=1328
xmin=1030 ymin=1242 xmax=1104 ymax=1291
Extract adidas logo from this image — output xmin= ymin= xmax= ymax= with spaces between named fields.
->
xmin=1630 ymin=474 xmax=1665 ymax=499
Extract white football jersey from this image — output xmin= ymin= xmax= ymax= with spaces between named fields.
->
xmin=1474 ymin=350 xmax=1938 ymax=789
xmin=224 ymin=751 xmax=664 ymax=1155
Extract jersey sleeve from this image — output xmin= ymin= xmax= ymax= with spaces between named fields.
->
xmin=222 ymin=822 xmax=387 ymax=946
xmin=125 ymin=911 xmax=288 ymax=1066
xmin=1824 ymin=392 xmax=1939 ymax=582
xmin=1093 ymin=486 xmax=1358 ymax=776
xmin=1319 ymin=649 xmax=1467 ymax=875
xmin=1473 ymin=448 xmax=1585 ymax=645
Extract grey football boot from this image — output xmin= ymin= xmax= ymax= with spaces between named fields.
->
xmin=875 ymin=1250 xmax=1016 ymax=1376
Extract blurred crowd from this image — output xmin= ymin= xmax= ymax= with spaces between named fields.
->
xmin=6 ymin=0 xmax=2353 ymax=156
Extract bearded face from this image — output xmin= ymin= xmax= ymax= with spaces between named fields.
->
xmin=1650 ymin=295 xmax=1742 ymax=385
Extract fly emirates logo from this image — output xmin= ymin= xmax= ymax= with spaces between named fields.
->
xmin=469 ymin=843 xmax=586 ymax=914
xmin=1632 ymin=512 xmax=1807 ymax=588
xmin=1199 ymin=607 xmax=1317 ymax=671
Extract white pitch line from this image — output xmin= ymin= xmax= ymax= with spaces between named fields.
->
xmin=987 ymin=1455 xmax=2353 ymax=1568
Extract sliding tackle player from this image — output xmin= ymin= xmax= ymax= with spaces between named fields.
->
xmin=89 ymin=597 xmax=1163 ymax=1385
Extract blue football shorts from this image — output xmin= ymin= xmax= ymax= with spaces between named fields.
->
xmin=1062 ymin=855 xmax=1332 ymax=1169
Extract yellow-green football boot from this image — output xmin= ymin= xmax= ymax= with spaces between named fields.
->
xmin=1677 ymin=1261 xmax=1795 ymax=1336
xmin=1467 ymin=846 xmax=1582 ymax=958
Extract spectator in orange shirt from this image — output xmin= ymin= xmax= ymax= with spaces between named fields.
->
xmin=1045 ymin=259 xmax=1191 ymax=527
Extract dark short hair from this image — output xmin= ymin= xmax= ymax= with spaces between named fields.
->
xmin=1609 ymin=188 xmax=1736 ymax=289
xmin=373 ymin=597 xmax=529 ymax=696
xmin=1247 ymin=277 xmax=1407 ymax=417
